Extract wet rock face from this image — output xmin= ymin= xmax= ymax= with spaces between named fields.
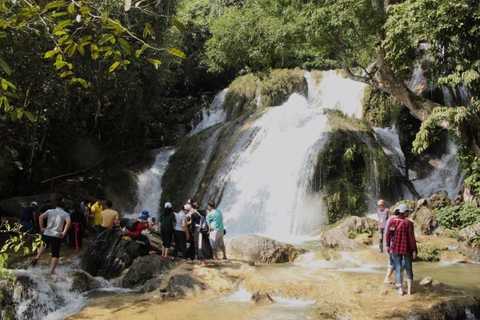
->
xmin=165 ymin=274 xmax=205 ymax=297
xmin=80 ymin=228 xmax=141 ymax=279
xmin=122 ymin=255 xmax=172 ymax=289
xmin=226 ymin=234 xmax=308 ymax=263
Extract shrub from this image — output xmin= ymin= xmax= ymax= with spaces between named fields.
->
xmin=417 ymin=244 xmax=439 ymax=262
xmin=436 ymin=203 xmax=480 ymax=230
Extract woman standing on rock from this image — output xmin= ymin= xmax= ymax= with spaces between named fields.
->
xmin=160 ymin=202 xmax=175 ymax=260
xmin=172 ymin=204 xmax=192 ymax=263
xmin=190 ymin=202 xmax=212 ymax=265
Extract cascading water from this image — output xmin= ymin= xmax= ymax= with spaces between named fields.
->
xmin=191 ymin=89 xmax=228 ymax=135
xmin=201 ymin=71 xmax=367 ymax=240
xmin=123 ymin=148 xmax=175 ymax=219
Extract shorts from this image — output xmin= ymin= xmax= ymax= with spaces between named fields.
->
xmin=209 ymin=230 xmax=224 ymax=250
xmin=42 ymin=234 xmax=62 ymax=258
xmin=20 ymin=221 xmax=35 ymax=234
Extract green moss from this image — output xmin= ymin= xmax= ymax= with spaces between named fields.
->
xmin=313 ymin=112 xmax=396 ymax=224
xmin=363 ymin=86 xmax=399 ymax=127
xmin=257 ymin=68 xmax=306 ymax=107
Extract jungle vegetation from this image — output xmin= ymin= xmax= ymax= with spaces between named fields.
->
xmin=1 ymin=0 xmax=479 ymax=202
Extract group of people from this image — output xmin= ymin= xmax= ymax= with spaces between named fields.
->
xmin=377 ymin=200 xmax=418 ymax=296
xmin=154 ymin=199 xmax=227 ymax=265
xmin=20 ymin=195 xmax=120 ymax=274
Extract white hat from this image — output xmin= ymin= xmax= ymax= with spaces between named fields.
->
xmin=398 ymin=203 xmax=413 ymax=213
xmin=377 ymin=200 xmax=385 ymax=205
xmin=31 ymin=201 xmax=38 ymax=207
xmin=165 ymin=202 xmax=172 ymax=208
xmin=183 ymin=204 xmax=192 ymax=211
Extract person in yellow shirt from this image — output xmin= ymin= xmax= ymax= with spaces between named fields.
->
xmin=90 ymin=196 xmax=103 ymax=238
xmin=100 ymin=200 xmax=119 ymax=233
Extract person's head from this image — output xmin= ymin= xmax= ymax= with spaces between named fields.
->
xmin=56 ymin=195 xmax=64 ymax=202
xmin=398 ymin=203 xmax=413 ymax=216
xmin=165 ymin=202 xmax=172 ymax=209
xmin=207 ymin=201 xmax=216 ymax=209
xmin=30 ymin=201 xmax=38 ymax=208
xmin=187 ymin=199 xmax=192 ymax=205
xmin=96 ymin=196 xmax=103 ymax=204
xmin=44 ymin=199 xmax=52 ymax=205
xmin=56 ymin=201 xmax=67 ymax=209
xmin=183 ymin=204 xmax=192 ymax=213
xmin=139 ymin=210 xmax=150 ymax=222
xmin=192 ymin=202 xmax=199 ymax=210
xmin=83 ymin=198 xmax=90 ymax=205
xmin=106 ymin=200 xmax=113 ymax=208
xmin=377 ymin=199 xmax=385 ymax=208
xmin=73 ymin=203 xmax=81 ymax=211
xmin=392 ymin=207 xmax=401 ymax=215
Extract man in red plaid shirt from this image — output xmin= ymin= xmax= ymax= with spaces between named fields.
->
xmin=385 ymin=203 xmax=417 ymax=296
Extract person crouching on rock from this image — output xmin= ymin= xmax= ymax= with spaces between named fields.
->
xmin=125 ymin=210 xmax=157 ymax=255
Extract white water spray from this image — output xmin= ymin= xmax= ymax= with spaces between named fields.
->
xmin=123 ymin=148 xmax=175 ymax=219
xmin=202 ymin=71 xmax=367 ymax=240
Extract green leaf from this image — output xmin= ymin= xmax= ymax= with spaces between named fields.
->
xmin=68 ymin=3 xmax=75 ymax=15
xmin=45 ymin=0 xmax=66 ymax=10
xmin=166 ymin=47 xmax=186 ymax=59
xmin=44 ymin=49 xmax=58 ymax=59
xmin=118 ymin=38 xmax=131 ymax=54
xmin=99 ymin=34 xmax=115 ymax=45
xmin=91 ymin=44 xmax=99 ymax=59
xmin=171 ymin=18 xmax=186 ymax=33
xmin=109 ymin=61 xmax=120 ymax=72
xmin=68 ymin=43 xmax=77 ymax=57
xmin=24 ymin=110 xmax=35 ymax=122
xmin=0 ymin=58 xmax=11 ymax=75
xmin=60 ymin=71 xmax=74 ymax=78
xmin=143 ymin=23 xmax=155 ymax=39
xmin=147 ymin=58 xmax=162 ymax=69
xmin=53 ymin=20 xmax=73 ymax=35
xmin=71 ymin=77 xmax=88 ymax=88
xmin=55 ymin=60 xmax=69 ymax=70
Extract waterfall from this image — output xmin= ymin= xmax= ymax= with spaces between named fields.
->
xmin=201 ymin=71 xmax=366 ymax=240
xmin=123 ymin=148 xmax=175 ymax=220
xmin=374 ymin=127 xmax=463 ymax=199
xmin=191 ymin=89 xmax=228 ymax=134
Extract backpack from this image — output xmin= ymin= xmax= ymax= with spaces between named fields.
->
xmin=125 ymin=218 xmax=139 ymax=231
xmin=198 ymin=214 xmax=209 ymax=233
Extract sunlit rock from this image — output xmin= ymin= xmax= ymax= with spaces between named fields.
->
xmin=317 ymin=216 xmax=375 ymax=250
xmin=121 ymin=255 xmax=172 ymax=289
xmin=226 ymin=234 xmax=308 ymax=264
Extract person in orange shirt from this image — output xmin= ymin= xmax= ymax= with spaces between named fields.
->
xmin=100 ymin=200 xmax=119 ymax=233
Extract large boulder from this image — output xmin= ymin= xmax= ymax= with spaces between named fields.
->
xmin=121 ymin=255 xmax=173 ymax=289
xmin=80 ymin=228 xmax=141 ymax=278
xmin=457 ymin=223 xmax=480 ymax=261
xmin=317 ymin=216 xmax=375 ymax=250
xmin=226 ymin=234 xmax=308 ymax=264
xmin=164 ymin=273 xmax=205 ymax=297
xmin=412 ymin=194 xmax=452 ymax=235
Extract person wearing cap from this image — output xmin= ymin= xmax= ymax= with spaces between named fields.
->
xmin=125 ymin=210 xmax=156 ymax=255
xmin=172 ymin=204 xmax=192 ymax=263
xmin=160 ymin=202 xmax=176 ymax=260
xmin=385 ymin=203 xmax=417 ymax=296
xmin=206 ymin=201 xmax=227 ymax=261
xmin=377 ymin=200 xmax=391 ymax=253
xmin=20 ymin=201 xmax=39 ymax=245
xmin=30 ymin=201 xmax=71 ymax=274
xmin=382 ymin=207 xmax=404 ymax=284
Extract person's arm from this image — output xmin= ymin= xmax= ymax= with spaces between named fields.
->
xmin=385 ymin=218 xmax=392 ymax=252
xmin=408 ymin=222 xmax=417 ymax=259
xmin=33 ymin=210 xmax=38 ymax=227
xmin=182 ymin=219 xmax=190 ymax=240
xmin=38 ymin=214 xmax=46 ymax=233
xmin=62 ymin=219 xmax=71 ymax=238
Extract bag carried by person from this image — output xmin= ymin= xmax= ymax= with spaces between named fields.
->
xmin=198 ymin=214 xmax=209 ymax=233
xmin=125 ymin=218 xmax=139 ymax=231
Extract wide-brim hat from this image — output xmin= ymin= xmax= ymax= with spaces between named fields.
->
xmin=139 ymin=210 xmax=150 ymax=220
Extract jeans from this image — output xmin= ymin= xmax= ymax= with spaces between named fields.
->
xmin=392 ymin=252 xmax=413 ymax=286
